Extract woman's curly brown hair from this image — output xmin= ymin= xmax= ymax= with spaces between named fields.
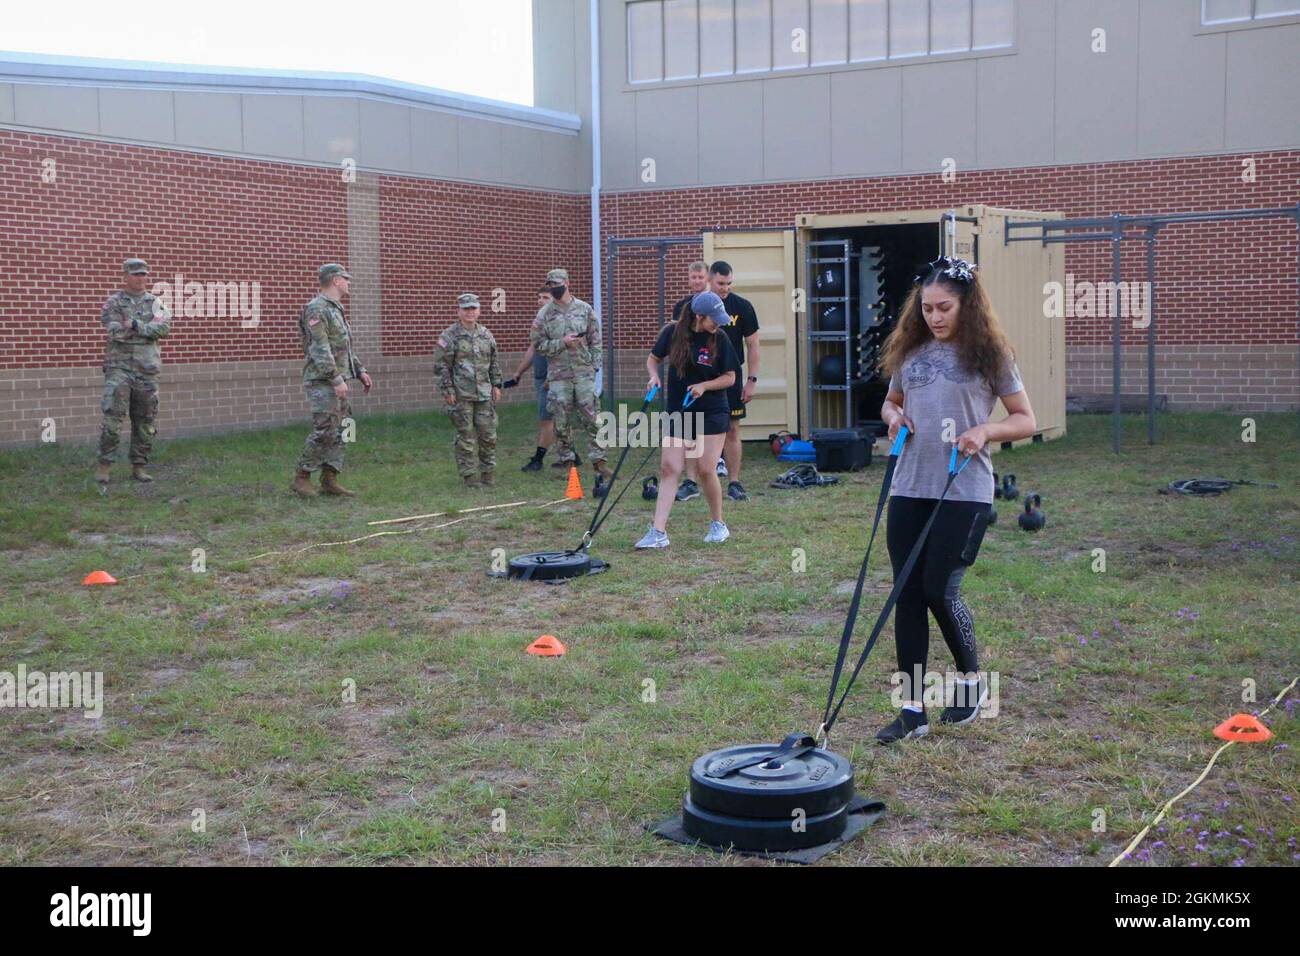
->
xmin=880 ymin=262 xmax=1017 ymax=392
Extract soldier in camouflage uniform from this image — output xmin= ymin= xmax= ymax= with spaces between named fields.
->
xmin=291 ymin=263 xmax=373 ymax=498
xmin=530 ymin=268 xmax=613 ymax=496
xmin=95 ymin=258 xmax=172 ymax=490
xmin=433 ymin=293 xmax=503 ymax=488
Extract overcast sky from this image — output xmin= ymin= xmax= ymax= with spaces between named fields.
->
xmin=3 ymin=0 xmax=535 ymax=105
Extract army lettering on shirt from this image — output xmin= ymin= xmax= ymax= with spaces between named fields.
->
xmin=529 ymin=298 xmax=602 ymax=382
xmin=300 ymin=294 xmax=364 ymax=387
xmin=433 ymin=323 xmax=503 ymax=402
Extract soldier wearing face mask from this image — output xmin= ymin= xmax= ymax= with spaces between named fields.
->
xmin=528 ymin=268 xmax=613 ymax=497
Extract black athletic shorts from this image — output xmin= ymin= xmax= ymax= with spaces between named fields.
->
xmin=664 ymin=409 xmax=731 ymax=439
xmin=727 ymin=381 xmax=746 ymax=421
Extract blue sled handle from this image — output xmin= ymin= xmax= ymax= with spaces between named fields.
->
xmin=645 ymin=384 xmax=659 ymax=404
xmin=890 ymin=424 xmax=910 ymax=457
xmin=949 ymin=445 xmax=974 ymax=477
xmin=682 ymin=390 xmax=697 ymax=409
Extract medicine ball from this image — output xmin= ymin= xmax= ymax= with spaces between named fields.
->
xmin=817 ymin=353 xmax=847 ymax=385
xmin=819 ymin=303 xmax=847 ymax=333
xmin=815 ymin=266 xmax=845 ymax=297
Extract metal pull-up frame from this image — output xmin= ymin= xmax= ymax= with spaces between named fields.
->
xmin=1005 ymin=205 xmax=1300 ymax=453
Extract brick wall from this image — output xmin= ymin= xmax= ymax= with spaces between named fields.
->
xmin=599 ymin=151 xmax=1299 ymax=410
xmin=1 ymin=127 xmax=1295 ymax=450
xmin=0 ymin=129 xmax=588 ymax=447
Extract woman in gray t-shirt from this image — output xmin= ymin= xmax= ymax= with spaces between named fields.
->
xmin=873 ymin=257 xmax=1038 ymax=745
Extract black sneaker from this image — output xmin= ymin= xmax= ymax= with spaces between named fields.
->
xmin=675 ymin=479 xmax=700 ymax=502
xmin=727 ymin=480 xmax=749 ymax=502
xmin=522 ymin=457 xmax=544 ymax=472
xmin=940 ymin=678 xmax=988 ymax=726
xmin=875 ymin=708 xmax=930 ymax=745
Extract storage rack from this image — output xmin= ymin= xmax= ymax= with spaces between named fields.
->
xmin=806 ymin=238 xmax=854 ymax=430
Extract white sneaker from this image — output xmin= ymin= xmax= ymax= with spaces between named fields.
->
xmin=716 ymin=459 xmax=729 ymax=477
xmin=703 ymin=520 xmax=730 ymax=544
xmin=634 ymin=525 xmax=670 ymax=550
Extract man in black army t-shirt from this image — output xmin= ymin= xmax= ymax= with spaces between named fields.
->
xmin=709 ymin=261 xmax=760 ymax=502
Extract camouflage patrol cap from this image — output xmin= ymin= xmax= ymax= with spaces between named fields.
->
xmin=123 ymin=258 xmax=149 ymax=275
xmin=318 ymin=263 xmax=353 ymax=283
xmin=457 ymin=293 xmax=480 ymax=309
xmin=545 ymin=268 xmax=569 ymax=284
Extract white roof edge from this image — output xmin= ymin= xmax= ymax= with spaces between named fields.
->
xmin=0 ymin=50 xmax=581 ymax=133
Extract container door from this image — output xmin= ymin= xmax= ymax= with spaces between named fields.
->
xmin=702 ymin=229 xmax=798 ymax=440
xmin=976 ymin=207 xmax=1067 ymax=440
xmin=940 ymin=208 xmax=981 ymax=266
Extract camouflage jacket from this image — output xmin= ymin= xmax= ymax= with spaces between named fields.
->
xmin=529 ymin=297 xmax=601 ymax=382
xmin=433 ymin=322 xmax=502 ymax=401
xmin=101 ymin=291 xmax=171 ymax=375
xmin=300 ymin=294 xmax=364 ymax=386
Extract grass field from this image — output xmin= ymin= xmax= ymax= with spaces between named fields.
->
xmin=1 ymin=406 xmax=1296 ymax=866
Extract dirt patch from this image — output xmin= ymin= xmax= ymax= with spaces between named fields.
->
xmin=70 ymin=531 xmax=191 ymax=548
xmin=255 ymin=578 xmax=352 ymax=604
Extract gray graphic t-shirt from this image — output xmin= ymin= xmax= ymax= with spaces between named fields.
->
xmin=887 ymin=340 xmax=1024 ymax=504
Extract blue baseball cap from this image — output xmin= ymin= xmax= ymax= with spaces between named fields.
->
xmin=690 ymin=291 xmax=731 ymax=326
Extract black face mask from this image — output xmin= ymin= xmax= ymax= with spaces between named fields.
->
xmin=550 ymin=285 xmax=567 ymax=300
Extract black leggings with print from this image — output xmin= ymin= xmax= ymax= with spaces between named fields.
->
xmin=886 ymin=495 xmax=991 ymax=703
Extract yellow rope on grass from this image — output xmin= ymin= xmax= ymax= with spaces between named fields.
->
xmin=110 ymin=495 xmax=573 ymax=581
xmin=1109 ymin=674 xmax=1299 ymax=867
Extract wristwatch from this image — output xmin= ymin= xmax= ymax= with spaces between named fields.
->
xmin=747 ymin=375 xmax=758 ymax=383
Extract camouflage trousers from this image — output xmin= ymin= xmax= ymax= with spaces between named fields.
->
xmin=450 ymin=400 xmax=497 ymax=476
xmin=547 ymin=374 xmax=606 ymax=464
xmin=298 ymin=383 xmax=352 ymax=473
xmin=97 ymin=368 xmax=158 ymax=466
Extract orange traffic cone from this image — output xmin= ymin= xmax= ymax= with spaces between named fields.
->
xmin=526 ymin=635 xmax=566 ymax=657
xmin=565 ymin=467 xmax=584 ymax=500
xmin=1213 ymin=713 xmax=1273 ymax=743
xmin=82 ymin=570 xmax=117 ymax=585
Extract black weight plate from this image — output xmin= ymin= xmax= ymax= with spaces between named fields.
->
xmin=506 ymin=551 xmax=592 ymax=581
xmin=689 ymin=743 xmax=854 ymax=820
xmin=681 ymin=795 xmax=849 ymax=851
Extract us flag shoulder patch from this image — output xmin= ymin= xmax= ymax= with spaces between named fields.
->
xmin=308 ymin=318 xmax=321 ymax=327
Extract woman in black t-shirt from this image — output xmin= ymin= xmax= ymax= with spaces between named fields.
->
xmin=636 ymin=292 xmax=739 ymax=549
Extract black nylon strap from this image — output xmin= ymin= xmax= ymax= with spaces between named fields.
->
xmin=583 ymin=443 xmax=659 ymax=545
xmin=704 ymin=732 xmax=818 ymax=779
xmin=822 ymin=467 xmax=964 ymax=734
xmin=820 ymin=449 xmax=900 ymax=731
xmin=580 ymin=394 xmax=658 ymax=546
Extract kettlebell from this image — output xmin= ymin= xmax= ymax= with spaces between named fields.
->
xmin=1001 ymin=473 xmax=1019 ymax=501
xmin=1017 ymin=493 xmax=1045 ymax=532
xmin=642 ymin=476 xmax=659 ymax=501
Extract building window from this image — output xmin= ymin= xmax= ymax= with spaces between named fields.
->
xmin=1202 ymin=0 xmax=1300 ymax=23
xmin=627 ymin=0 xmax=1016 ymax=84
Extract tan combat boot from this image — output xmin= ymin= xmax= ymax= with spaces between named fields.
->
xmin=94 ymin=462 xmax=111 ymax=485
xmin=132 ymin=464 xmax=153 ymax=483
xmin=463 ymin=474 xmax=480 ymax=489
xmin=291 ymin=469 xmax=318 ymax=498
xmin=319 ymin=465 xmax=356 ymax=497
xmin=480 ymin=471 xmax=495 ymax=488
